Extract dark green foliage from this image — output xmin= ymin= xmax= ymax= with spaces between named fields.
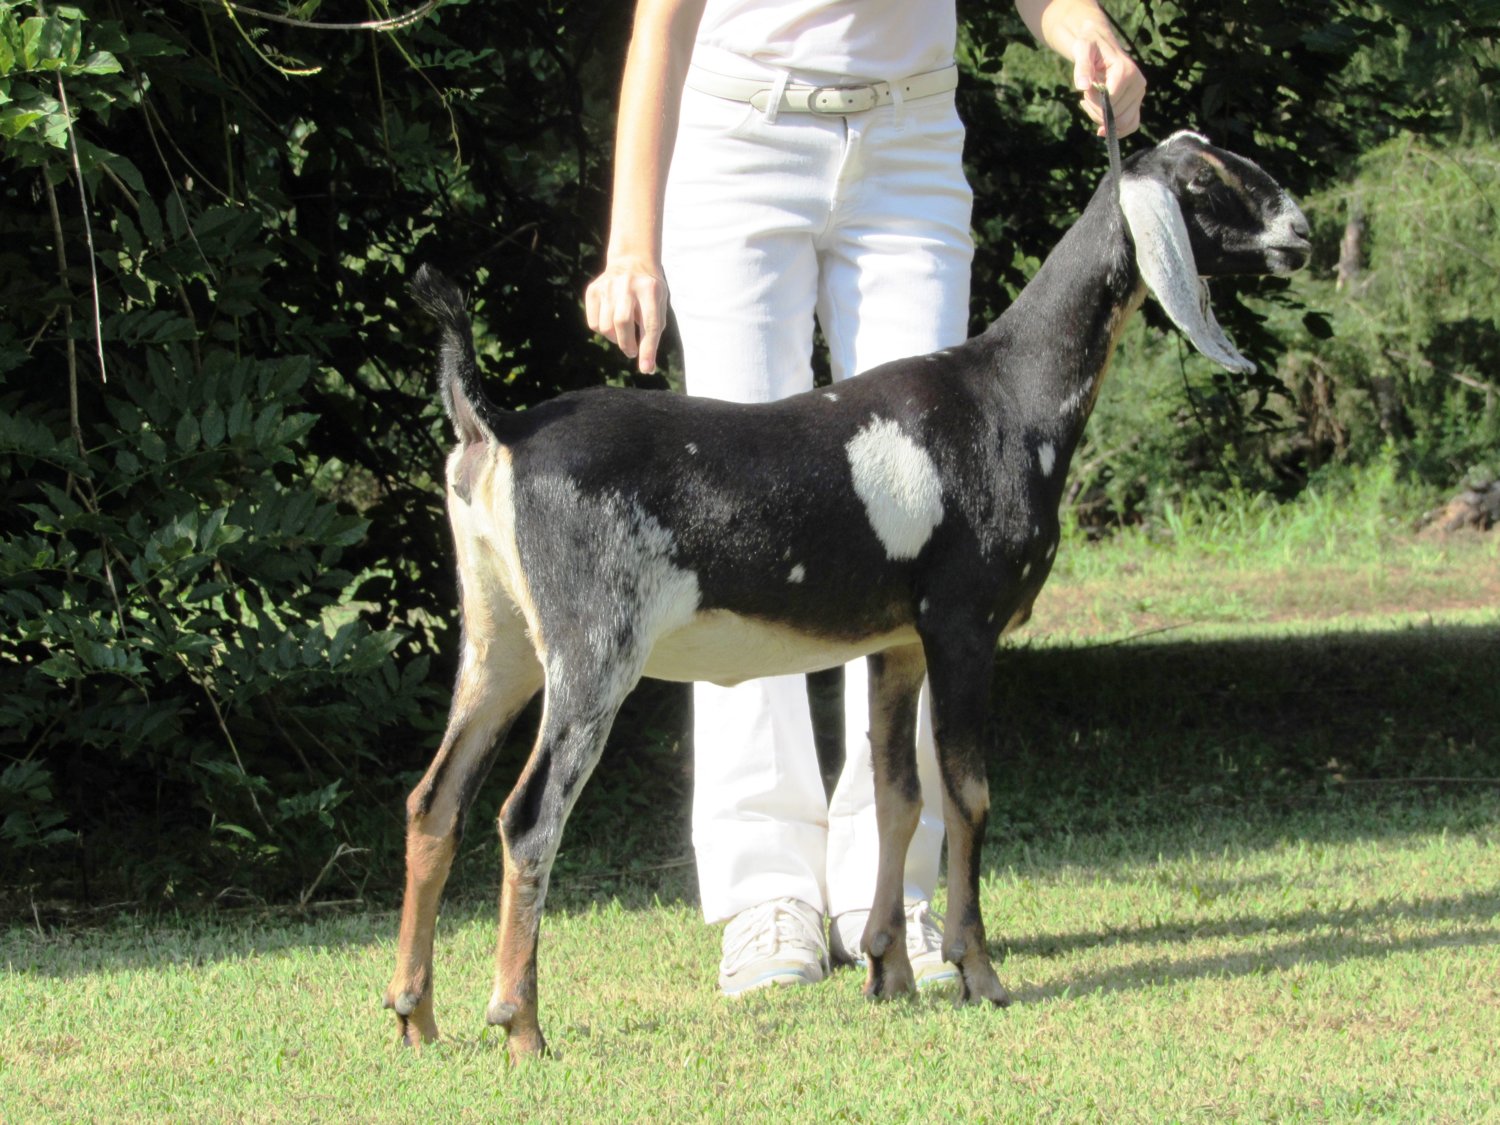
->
xmin=0 ymin=1 xmax=1495 ymax=908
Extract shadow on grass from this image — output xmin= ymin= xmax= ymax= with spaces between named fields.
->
xmin=983 ymin=620 xmax=1500 ymax=867
xmin=997 ymin=885 xmax=1500 ymax=962
xmin=7 ymin=620 xmax=1497 ymax=979
xmin=1001 ymin=889 xmax=1500 ymax=1004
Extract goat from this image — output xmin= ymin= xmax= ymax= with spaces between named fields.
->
xmin=385 ymin=130 xmax=1310 ymax=1060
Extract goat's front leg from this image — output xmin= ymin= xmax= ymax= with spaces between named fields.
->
xmin=923 ymin=622 xmax=1011 ymax=1008
xmin=386 ymin=638 xmax=540 ymax=1047
xmin=486 ymin=675 xmax=622 ymax=1061
xmin=860 ymin=644 xmax=929 ymax=1001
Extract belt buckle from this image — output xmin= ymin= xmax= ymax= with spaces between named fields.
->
xmin=809 ymin=84 xmax=878 ymax=114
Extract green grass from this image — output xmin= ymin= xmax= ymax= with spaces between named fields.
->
xmin=5 ymin=506 xmax=1500 ymax=1121
xmin=1040 ymin=459 xmax=1500 ymax=642
xmin=5 ymin=790 xmax=1498 ymax=1121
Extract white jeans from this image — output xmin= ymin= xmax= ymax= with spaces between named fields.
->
xmin=662 ymin=83 xmax=974 ymax=924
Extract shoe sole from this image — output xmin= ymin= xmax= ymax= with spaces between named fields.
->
xmin=831 ymin=956 xmax=960 ymax=989
xmin=720 ymin=966 xmax=825 ymax=997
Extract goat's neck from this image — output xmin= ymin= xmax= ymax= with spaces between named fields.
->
xmin=985 ymin=188 xmax=1145 ymax=453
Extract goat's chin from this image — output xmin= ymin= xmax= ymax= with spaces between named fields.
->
xmin=1267 ymin=245 xmax=1311 ymax=274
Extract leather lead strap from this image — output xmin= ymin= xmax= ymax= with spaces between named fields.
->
xmin=1101 ymin=84 xmax=1122 ymax=191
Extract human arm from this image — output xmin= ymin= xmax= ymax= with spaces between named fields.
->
xmin=1014 ymin=0 xmax=1145 ymax=137
xmin=584 ymin=0 xmax=707 ymax=374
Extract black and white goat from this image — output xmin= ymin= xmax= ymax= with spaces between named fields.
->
xmin=386 ymin=130 xmax=1310 ymax=1059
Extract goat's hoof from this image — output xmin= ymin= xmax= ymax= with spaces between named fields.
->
xmin=862 ymin=956 xmax=916 ymax=1002
xmin=956 ymin=965 xmax=1011 ymax=1009
xmin=388 ymin=1004 xmax=439 ymax=1047
xmin=505 ymin=1027 xmax=548 ymax=1062
xmin=390 ymin=990 xmax=420 ymax=1017
xmin=485 ymin=996 xmax=517 ymax=1028
xmin=488 ymin=996 xmax=547 ymax=1060
xmin=384 ymin=983 xmax=439 ymax=1046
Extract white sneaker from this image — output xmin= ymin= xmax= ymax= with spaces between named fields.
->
xmin=829 ymin=899 xmax=959 ymax=988
xmin=718 ymin=898 xmax=828 ymax=996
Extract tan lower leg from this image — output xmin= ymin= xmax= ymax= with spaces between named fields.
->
xmin=387 ymin=829 xmax=455 ymax=1045
xmin=487 ymin=847 xmax=547 ymax=1058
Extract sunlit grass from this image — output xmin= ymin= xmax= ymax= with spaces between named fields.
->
xmin=1039 ymin=459 xmax=1499 ymax=643
xmin=5 ymin=793 xmax=1497 ymax=1121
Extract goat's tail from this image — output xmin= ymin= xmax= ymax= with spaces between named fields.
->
xmin=410 ymin=263 xmax=499 ymax=445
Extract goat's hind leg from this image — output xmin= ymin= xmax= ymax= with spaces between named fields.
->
xmin=485 ymin=655 xmax=635 ymax=1060
xmin=386 ymin=621 xmax=542 ymax=1047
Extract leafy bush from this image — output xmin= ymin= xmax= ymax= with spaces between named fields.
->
xmin=1290 ymin=137 xmax=1500 ymax=482
xmin=0 ymin=2 xmax=443 ymax=903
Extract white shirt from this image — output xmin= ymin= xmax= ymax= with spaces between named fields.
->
xmin=692 ymin=0 xmax=957 ymax=83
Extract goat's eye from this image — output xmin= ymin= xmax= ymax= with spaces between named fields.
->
xmin=1186 ymin=169 xmax=1217 ymax=194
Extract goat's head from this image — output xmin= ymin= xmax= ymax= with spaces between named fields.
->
xmin=1119 ymin=131 xmax=1311 ymax=374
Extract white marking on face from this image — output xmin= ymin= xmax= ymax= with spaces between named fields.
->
xmin=919 ymin=598 xmax=930 ymax=615
xmin=1046 ymin=541 xmax=1057 ymax=560
xmin=788 ymin=564 xmax=805 ymax=583
xmin=1020 ymin=561 xmax=1032 ymax=582
xmin=845 ymin=417 xmax=944 ymax=560
xmin=685 ymin=442 xmax=698 ymax=455
xmin=1038 ymin=442 xmax=1056 ymax=477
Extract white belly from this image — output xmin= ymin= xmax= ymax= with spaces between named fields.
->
xmin=642 ymin=610 xmax=919 ymax=686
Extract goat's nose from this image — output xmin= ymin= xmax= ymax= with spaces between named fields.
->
xmin=1290 ymin=210 xmax=1310 ymax=241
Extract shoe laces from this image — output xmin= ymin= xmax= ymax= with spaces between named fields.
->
xmin=722 ymin=899 xmax=824 ymax=973
xmin=905 ymin=899 xmax=946 ymax=959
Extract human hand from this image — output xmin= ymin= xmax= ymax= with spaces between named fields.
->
xmin=1071 ymin=31 xmax=1145 ymax=138
xmin=585 ymin=256 xmax=670 ymax=375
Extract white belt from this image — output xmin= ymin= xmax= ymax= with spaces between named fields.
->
xmin=685 ymin=64 xmax=958 ymax=115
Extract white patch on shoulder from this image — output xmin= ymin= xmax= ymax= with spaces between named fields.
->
xmin=1038 ymin=442 xmax=1056 ymax=477
xmin=1046 ymin=540 xmax=1057 ymax=560
xmin=1020 ymin=561 xmax=1032 ymax=582
xmin=824 ymin=392 xmax=839 ymax=402
xmin=685 ymin=442 xmax=698 ymax=455
xmin=919 ymin=598 xmax=930 ymax=615
xmin=845 ymin=417 xmax=945 ymax=560
xmin=788 ymin=564 xmax=805 ymax=583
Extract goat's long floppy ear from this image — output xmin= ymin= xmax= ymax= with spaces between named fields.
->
xmin=1119 ymin=175 xmax=1256 ymax=374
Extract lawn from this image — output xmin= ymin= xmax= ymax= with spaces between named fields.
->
xmin=4 ymin=521 xmax=1498 ymax=1122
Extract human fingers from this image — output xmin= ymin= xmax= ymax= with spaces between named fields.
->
xmin=1098 ymin=47 xmax=1146 ymax=137
xmin=1072 ymin=36 xmax=1147 ymax=138
xmin=631 ymin=274 xmax=669 ymax=375
xmin=1073 ymin=39 xmax=1107 ymax=125
xmin=585 ymin=274 xmax=609 ymax=337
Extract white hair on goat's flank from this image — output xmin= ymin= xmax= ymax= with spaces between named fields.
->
xmin=845 ymin=416 xmax=945 ymax=560
xmin=1118 ymin=174 xmax=1256 ymax=374
xmin=1037 ymin=442 xmax=1056 ymax=477
xmin=525 ymin=478 xmax=701 ymax=704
